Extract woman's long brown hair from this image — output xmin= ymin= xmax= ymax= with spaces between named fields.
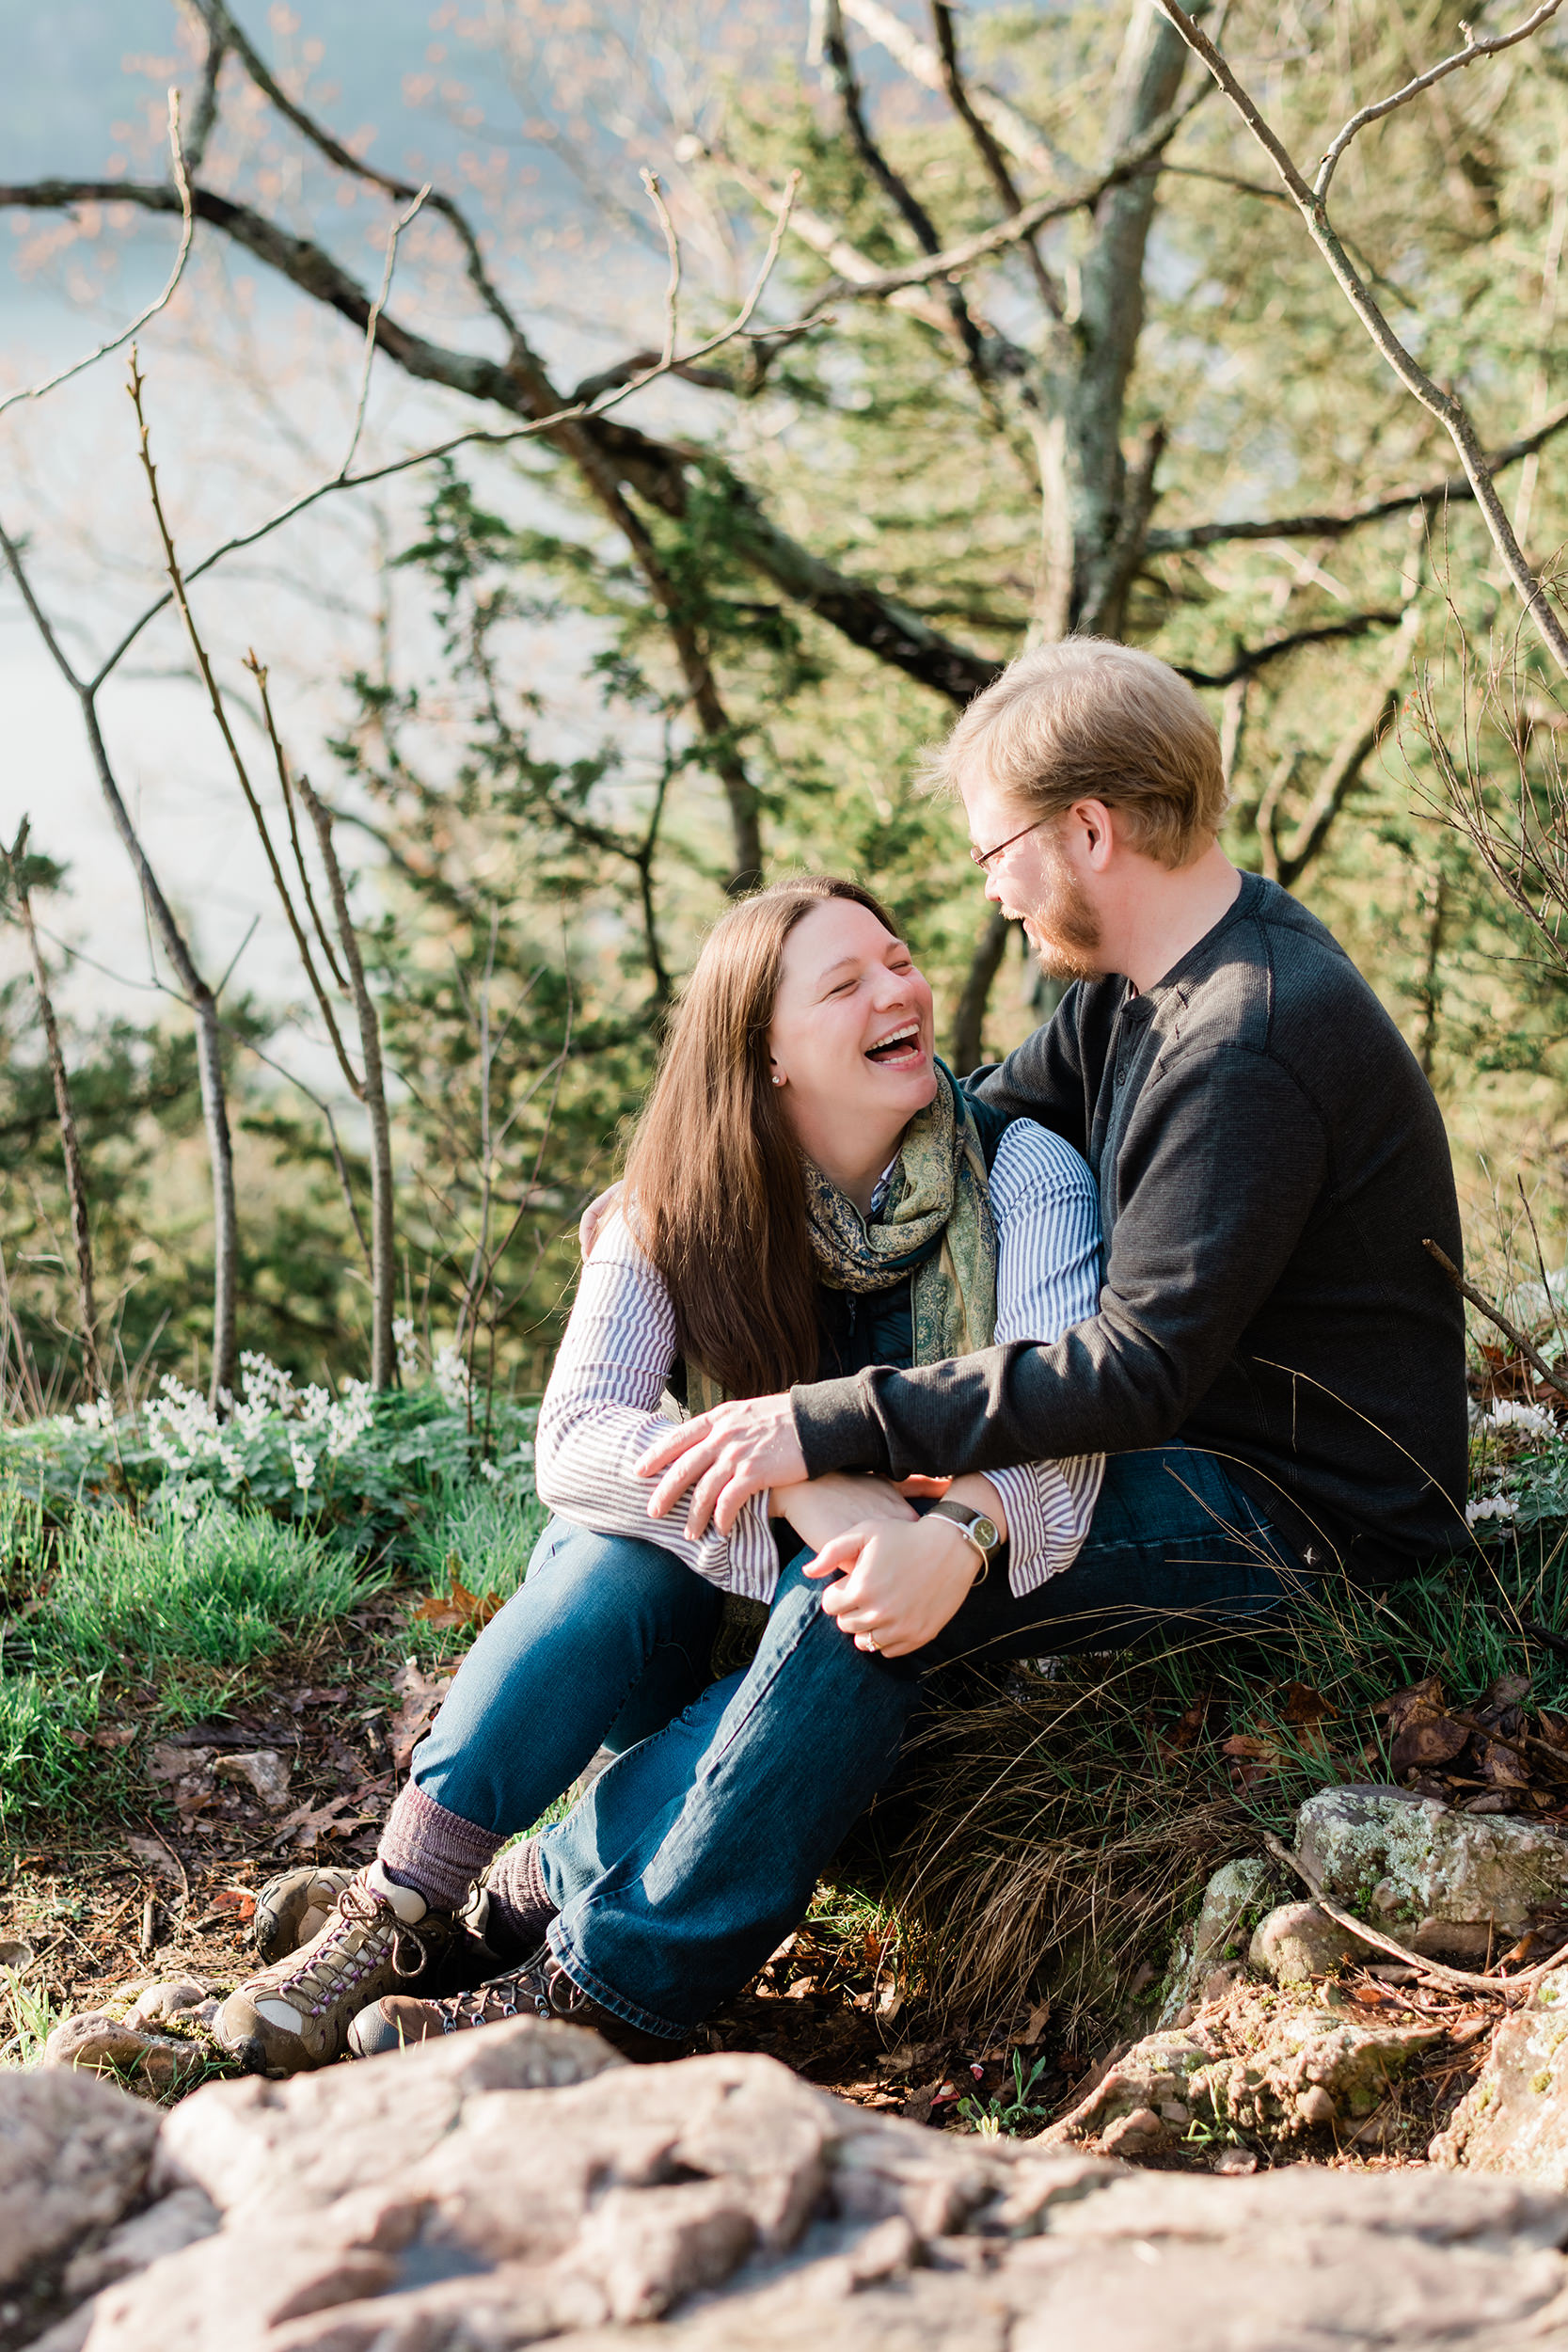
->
xmin=624 ymin=876 xmax=900 ymax=1400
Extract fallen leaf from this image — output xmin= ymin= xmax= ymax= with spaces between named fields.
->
xmin=1393 ymin=1715 xmax=1471 ymax=1773
xmin=388 ymin=1660 xmax=453 ymax=1771
xmin=1221 ymin=1733 xmax=1282 ymax=1763
xmin=411 ymin=1562 xmax=501 ymax=1633
xmin=91 ymin=1724 xmax=136 ymax=1750
xmin=1477 ymin=1736 xmax=1533 ymax=1790
xmin=1278 ymin=1682 xmax=1338 ymax=1725
xmin=211 ymin=1887 xmax=257 ymax=1920
xmin=124 ymin=1835 xmax=182 ymax=1884
xmin=1022 ymin=2000 xmax=1053 ymax=2044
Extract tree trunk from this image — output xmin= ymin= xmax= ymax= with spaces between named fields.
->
xmin=6 ymin=828 xmax=103 ymax=1393
xmin=950 ymin=905 xmax=1013 ymax=1073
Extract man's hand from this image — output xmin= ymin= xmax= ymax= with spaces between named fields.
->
xmin=634 ymin=1394 xmax=807 ymax=1538
xmin=771 ymin=1472 xmax=917 ymax=1552
xmin=805 ymin=1516 xmax=981 ymax=1660
xmin=578 ymin=1182 xmax=625 ymax=1259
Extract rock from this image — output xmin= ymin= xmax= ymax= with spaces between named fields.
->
xmin=1248 ymin=1899 xmax=1363 ymax=1984
xmin=1101 ymin=2106 xmax=1170 ymax=2157
xmin=1157 ymin=1858 xmax=1275 ymax=2026
xmin=0 ymin=2067 xmax=158 ymax=2292
xmin=43 ymin=2012 xmax=209 ymax=2091
xmin=1047 ymin=1998 xmax=1441 ymax=2153
xmin=214 ymin=1750 xmax=292 ymax=1809
xmin=1433 ymin=1963 xmax=1568 ymax=2181
xmin=13 ymin=2024 xmax=1568 ymax=2350
xmin=1296 ymin=1783 xmax=1568 ymax=1947
xmin=61 ymin=2186 xmax=220 ymax=2301
xmin=124 ymin=1983 xmax=212 ymax=2030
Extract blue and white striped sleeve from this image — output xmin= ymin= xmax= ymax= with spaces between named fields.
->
xmin=983 ymin=1121 xmax=1106 ymax=1596
xmin=533 ymin=1213 xmax=779 ymax=1599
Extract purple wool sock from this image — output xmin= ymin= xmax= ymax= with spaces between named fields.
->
xmin=377 ymin=1782 xmax=501 ymax=1915
xmin=484 ymin=1837 xmax=558 ymax=1957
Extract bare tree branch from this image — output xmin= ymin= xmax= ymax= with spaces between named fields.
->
xmin=1174 ymin=609 xmax=1406 ymax=688
xmin=0 ymin=91 xmax=192 ymax=421
xmin=930 ymin=0 xmax=1063 ymax=316
xmin=819 ymin=0 xmax=989 ymax=375
xmin=1147 ymin=399 xmax=1568 ymax=552
xmin=840 ymin=0 xmax=1073 ymax=183
xmin=1153 ymin=2 xmax=1568 ymax=677
xmin=1315 ymin=4 xmax=1565 ymax=201
xmin=1274 ymin=602 xmax=1423 ymax=888
xmin=950 ymin=904 xmax=1013 ymax=1073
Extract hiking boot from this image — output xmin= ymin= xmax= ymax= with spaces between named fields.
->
xmin=346 ymin=1954 xmax=684 ymax=2066
xmin=252 ymin=1865 xmax=356 ymax=1966
xmin=214 ymin=1860 xmax=458 ymax=2075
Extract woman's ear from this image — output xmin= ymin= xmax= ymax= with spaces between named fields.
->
xmin=768 ymin=1062 xmax=786 ymax=1089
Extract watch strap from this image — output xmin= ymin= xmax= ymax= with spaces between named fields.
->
xmin=927 ymin=1497 xmax=1001 ymax=1581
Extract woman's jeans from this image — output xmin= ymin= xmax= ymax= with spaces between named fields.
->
xmin=411 ymin=1444 xmax=1307 ymax=2042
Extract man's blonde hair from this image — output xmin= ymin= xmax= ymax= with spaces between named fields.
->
xmin=925 ymin=637 xmax=1227 ymax=869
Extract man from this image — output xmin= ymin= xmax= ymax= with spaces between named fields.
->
xmin=637 ymin=634 xmax=1468 ymax=1626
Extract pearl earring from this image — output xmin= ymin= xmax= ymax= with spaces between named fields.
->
xmin=770 ymin=1074 xmax=784 ymax=1087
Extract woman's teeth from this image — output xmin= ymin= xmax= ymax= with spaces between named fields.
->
xmin=865 ymin=1025 xmax=922 ymax=1064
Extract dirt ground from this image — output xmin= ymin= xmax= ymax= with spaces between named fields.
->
xmin=0 ymin=1597 xmax=1497 ymax=2167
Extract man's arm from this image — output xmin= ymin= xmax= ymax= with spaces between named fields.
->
xmin=792 ymin=1046 xmax=1329 ymax=1480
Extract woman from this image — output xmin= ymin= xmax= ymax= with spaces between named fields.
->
xmin=215 ymin=879 xmax=1101 ymax=2075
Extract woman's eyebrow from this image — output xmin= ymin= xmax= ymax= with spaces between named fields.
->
xmin=816 ymin=955 xmax=862 ymax=986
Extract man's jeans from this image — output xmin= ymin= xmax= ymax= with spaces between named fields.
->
xmin=412 ymin=1444 xmax=1306 ymax=2042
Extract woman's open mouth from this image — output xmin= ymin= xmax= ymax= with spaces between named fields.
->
xmin=863 ymin=1022 xmax=925 ymax=1070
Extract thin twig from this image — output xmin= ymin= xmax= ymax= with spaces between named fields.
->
xmin=1315 ymin=5 xmax=1565 ymax=200
xmin=0 ymin=91 xmax=192 ymax=419
xmin=341 ymin=182 xmax=430 ymax=481
xmin=1423 ymin=1236 xmax=1568 ymax=1407
xmin=639 ymin=170 xmax=681 ymax=369
xmin=83 ymin=171 xmax=801 ymax=693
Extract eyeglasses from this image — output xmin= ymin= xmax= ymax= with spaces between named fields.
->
xmin=969 ymin=818 xmax=1045 ymax=871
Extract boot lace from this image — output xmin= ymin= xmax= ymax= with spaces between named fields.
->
xmin=434 ymin=1962 xmax=553 ymax=2036
xmin=277 ymin=1880 xmax=435 ymax=2019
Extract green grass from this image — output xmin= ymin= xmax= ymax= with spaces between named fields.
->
xmin=41 ymin=1503 xmax=377 ymax=1677
xmin=0 ymin=1482 xmax=388 ymax=1826
xmin=0 ymin=1965 xmax=63 ymax=2068
xmin=407 ymin=1485 xmax=547 ymax=1604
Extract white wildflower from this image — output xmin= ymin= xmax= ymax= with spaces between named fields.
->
xmin=1466 ymin=1495 xmax=1518 ymax=1526
xmin=325 ymin=1379 xmax=374 ymax=1458
xmin=240 ymin=1352 xmax=300 ymax=1413
xmin=434 ymin=1345 xmax=470 ymax=1409
xmin=393 ymin=1316 xmax=420 ymax=1381
xmin=291 ymin=1439 xmax=318 ymax=1495
xmin=74 ymin=1392 xmax=116 ymax=1432
xmin=1485 ymin=1400 xmax=1558 ymax=1444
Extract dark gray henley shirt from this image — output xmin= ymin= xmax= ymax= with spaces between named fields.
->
xmin=790 ymin=871 xmax=1468 ymax=1583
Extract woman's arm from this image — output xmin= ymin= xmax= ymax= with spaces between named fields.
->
xmin=535 ymin=1215 xmax=780 ymax=1596
xmin=537 ymin=1216 xmax=918 ymax=1595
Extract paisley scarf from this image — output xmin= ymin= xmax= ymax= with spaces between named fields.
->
xmin=686 ymin=1061 xmax=997 ymax=1413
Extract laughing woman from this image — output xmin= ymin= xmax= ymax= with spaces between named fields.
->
xmin=216 ymin=878 xmax=1102 ymax=2074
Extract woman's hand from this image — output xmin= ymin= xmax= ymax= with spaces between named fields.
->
xmin=578 ymin=1182 xmax=625 ymax=1258
xmin=804 ymin=1515 xmax=984 ymax=1660
xmin=770 ymin=1472 xmax=917 ymax=1552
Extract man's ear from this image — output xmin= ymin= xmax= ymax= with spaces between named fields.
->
xmin=1071 ymin=799 xmax=1117 ymax=868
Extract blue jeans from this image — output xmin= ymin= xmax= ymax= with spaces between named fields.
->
xmin=412 ymin=1444 xmax=1305 ymax=2040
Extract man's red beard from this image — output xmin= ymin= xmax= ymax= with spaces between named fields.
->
xmin=1023 ymin=840 xmax=1101 ymax=980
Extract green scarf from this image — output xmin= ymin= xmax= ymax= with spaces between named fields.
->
xmin=686 ymin=1062 xmax=997 ymax=1413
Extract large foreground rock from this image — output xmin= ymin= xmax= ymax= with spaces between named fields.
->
xmin=9 ymin=2021 xmax=1568 ymax=2350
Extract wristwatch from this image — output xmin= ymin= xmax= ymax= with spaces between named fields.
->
xmin=927 ymin=1498 xmax=1003 ymax=1582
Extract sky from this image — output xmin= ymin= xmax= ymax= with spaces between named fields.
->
xmin=0 ymin=0 xmax=622 ymax=1043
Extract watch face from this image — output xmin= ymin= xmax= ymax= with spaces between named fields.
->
xmin=972 ymin=1516 xmax=1000 ymax=1551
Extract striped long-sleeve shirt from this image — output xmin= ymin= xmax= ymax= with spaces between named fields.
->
xmin=535 ymin=1120 xmax=1105 ymax=1601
